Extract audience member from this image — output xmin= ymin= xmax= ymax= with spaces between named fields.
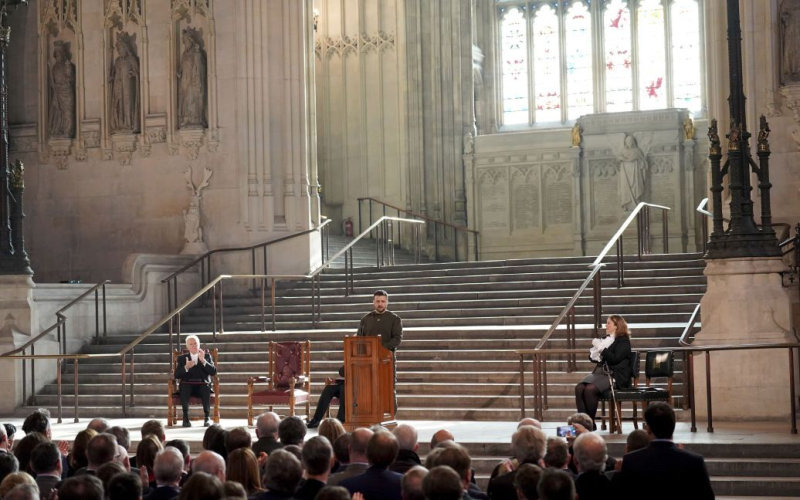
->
xmin=202 ymin=424 xmax=224 ymax=451
xmin=58 ymin=474 xmax=104 ymax=500
xmin=86 ymin=418 xmax=110 ymax=434
xmin=209 ymin=430 xmax=229 ymax=463
xmin=429 ymin=443 xmax=487 ymax=500
xmin=222 ymin=480 xmax=248 ymax=500
xmin=294 ymin=436 xmax=333 ymax=500
xmin=319 ymin=419 xmax=347 ymax=448
xmin=252 ymin=413 xmax=282 ymax=456
xmin=0 ymin=425 xmax=10 ymax=453
xmin=401 ymin=466 xmax=427 ymax=500
xmin=537 ymin=468 xmax=575 ymax=500
xmin=96 ymin=461 xmax=126 ymax=494
xmin=487 ymin=426 xmax=546 ymax=500
xmin=226 ymin=448 xmax=262 ymax=496
xmin=30 ymin=442 xmax=61 ymax=498
xmin=3 ymin=483 xmax=40 ymax=500
xmin=117 ymin=445 xmax=133 ymax=472
xmin=430 ymin=429 xmax=455 ymax=450
xmin=108 ymin=472 xmax=143 ymax=500
xmin=224 ymin=427 xmax=252 ymax=455
xmin=329 ymin=428 xmax=373 ymax=486
xmin=144 ymin=447 xmax=184 ymax=500
xmin=22 ymin=410 xmax=51 ymax=438
xmin=192 ymin=451 xmax=226 ymax=483
xmin=573 ymin=433 xmax=611 ymax=500
xmin=0 ymin=472 xmax=38 ymax=498
xmin=136 ymin=435 xmax=163 ymax=484
xmin=331 ymin=433 xmax=352 ymax=474
xmin=512 ymin=463 xmax=542 ymax=500
xmin=340 ymin=431 xmax=402 ymax=500
xmin=164 ymin=439 xmax=191 ymax=484
xmin=422 ymin=466 xmax=462 ymax=500
xmin=67 ymin=429 xmax=97 ymax=476
xmin=141 ymin=420 xmax=167 ymax=445
xmin=0 ymin=453 xmax=20 ymax=485
xmin=81 ymin=434 xmax=118 ymax=476
xmin=107 ymin=426 xmax=131 ymax=452
xmin=517 ymin=418 xmax=542 ymax=430
xmin=615 ymin=402 xmax=714 ymax=500
xmin=178 ymin=472 xmax=225 ymax=500
xmin=282 ymin=445 xmax=303 ymax=462
xmin=254 ymin=449 xmax=303 ymax=500
xmin=543 ymin=438 xmax=573 ymax=479
xmin=389 ymin=425 xmax=421 ymax=474
xmin=625 ymin=429 xmax=651 ymax=454
xmin=14 ymin=432 xmax=48 ymax=475
xmin=315 ymin=485 xmax=352 ymax=500
xmin=278 ymin=416 xmax=306 ymax=447
xmin=564 ymin=413 xmax=615 ymax=474
xmin=2 ymin=424 xmax=16 ymax=451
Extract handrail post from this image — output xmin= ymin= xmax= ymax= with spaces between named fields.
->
xmin=212 ymin=283 xmax=217 ymax=341
xmin=662 ymin=210 xmax=669 ymax=254
xmin=130 ymin=350 xmax=135 ymax=407
xmin=434 ymin=223 xmax=439 ymax=261
xmin=95 ymin=289 xmax=99 ymax=342
xmin=271 ymin=279 xmax=277 ymax=331
xmin=219 ymin=280 xmax=225 ymax=334
xmin=474 ymin=232 xmax=479 ymax=262
xmin=705 ymin=350 xmax=713 ymax=432
xmin=121 ymin=354 xmax=127 ymax=418
xmin=261 ymin=278 xmax=266 ymax=332
xmin=689 ymin=352 xmax=697 ymax=431
xmin=348 ymin=248 xmax=354 ymax=295
xmin=345 ymin=250 xmax=350 ymax=297
xmin=616 ymin=239 xmax=624 ymax=288
xmin=593 ymin=272 xmax=602 ymax=333
xmin=358 ymin=199 xmax=362 ymax=234
xmin=701 ymin=212 xmax=708 ymax=253
xmin=73 ymin=358 xmax=79 ymax=423
xmin=790 ymin=347 xmax=797 ymax=434
xmin=519 ymin=354 xmax=525 ymax=419
xmin=369 ymin=200 xmax=373 ymax=240
xmin=21 ymin=349 xmax=26 ymax=407
xmin=56 ymin=358 xmax=62 ymax=424
xmin=251 ymin=248 xmax=257 ymax=294
xmin=102 ymin=283 xmax=107 ymax=337
xmin=637 ymin=211 xmax=643 ymax=259
xmin=454 ymin=226 xmax=459 ymax=262
xmin=31 ymin=345 xmax=36 ymax=406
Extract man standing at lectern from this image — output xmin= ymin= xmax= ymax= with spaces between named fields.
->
xmin=307 ymin=290 xmax=403 ymax=428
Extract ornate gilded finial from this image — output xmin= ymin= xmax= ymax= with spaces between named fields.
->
xmin=707 ymin=118 xmax=721 ymax=155
xmin=9 ymin=159 xmax=24 ymax=190
xmin=728 ymin=122 xmax=741 ymax=151
xmin=757 ymin=114 xmax=771 ymax=153
xmin=571 ymin=123 xmax=582 ymax=148
xmin=683 ymin=115 xmax=695 ymax=140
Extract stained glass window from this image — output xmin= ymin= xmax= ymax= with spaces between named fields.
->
xmin=532 ymin=5 xmax=561 ymax=122
xmin=637 ymin=0 xmax=667 ymax=110
xmin=501 ymin=7 xmax=530 ymax=125
xmin=565 ymin=2 xmax=594 ymax=120
xmin=604 ymin=0 xmax=633 ymax=112
xmin=671 ymin=0 xmax=702 ymax=113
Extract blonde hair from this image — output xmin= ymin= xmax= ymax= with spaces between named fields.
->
xmin=0 ymin=472 xmax=38 ymax=498
xmin=608 ymin=315 xmax=630 ymax=338
xmin=318 ymin=418 xmax=346 ymax=446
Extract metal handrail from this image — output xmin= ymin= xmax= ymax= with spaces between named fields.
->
xmin=516 ymin=342 xmax=800 ymax=434
xmin=679 ymin=303 xmax=702 ymax=346
xmin=358 ymin=197 xmax=479 ymax=262
xmin=535 ymin=202 xmax=671 ymax=355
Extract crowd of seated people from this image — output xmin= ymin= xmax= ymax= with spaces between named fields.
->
xmin=0 ymin=402 xmax=714 ymax=500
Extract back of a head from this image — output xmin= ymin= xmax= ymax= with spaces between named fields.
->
xmin=202 ymin=424 xmax=224 ymax=451
xmin=333 ymin=433 xmax=352 ymax=464
xmin=179 ymin=471 xmax=225 ymax=500
xmin=644 ymin=402 xmax=676 ymax=439
xmin=537 ymin=468 xmax=575 ymax=500
xmin=514 ymin=464 xmax=543 ymax=500
xmin=518 ymin=418 xmax=542 ymax=430
xmin=0 ymin=472 xmax=37 ymax=499
xmin=210 ymin=430 xmax=229 ymax=461
xmin=430 ymin=429 xmax=454 ymax=449
xmin=263 ymin=449 xmax=303 ymax=496
xmin=278 ymin=416 xmax=306 ymax=446
xmin=58 ymin=475 xmax=104 ymax=500
xmin=315 ymin=485 xmax=352 ymax=500
xmin=367 ymin=431 xmax=399 ymax=468
xmin=141 ymin=419 xmax=166 ymax=443
xmin=302 ymin=436 xmax=333 ymax=476
xmin=318 ymin=418 xmax=346 ymax=445
xmin=566 ymin=413 xmax=593 ymax=431
xmin=402 ymin=466 xmax=428 ymax=500
xmin=225 ymin=427 xmax=252 ymax=454
xmin=430 ymin=444 xmax=470 ymax=482
xmin=21 ymin=409 xmax=50 ymax=436
xmin=135 ymin=435 xmax=163 ymax=471
xmin=155 ymin=447 xmax=185 ymax=484
xmin=165 ymin=439 xmax=190 ymax=464
xmin=223 ymin=480 xmax=248 ymax=500
xmin=3 ymin=483 xmax=39 ymax=500
xmin=349 ymin=428 xmax=374 ymax=460
xmin=0 ymin=453 xmax=19 ymax=484
xmin=573 ymin=433 xmax=607 ymax=473
xmin=192 ymin=451 xmax=226 ymax=478
xmin=87 ymin=418 xmax=110 ymax=434
xmin=107 ymin=471 xmax=140 ymax=500
xmin=14 ymin=433 xmax=48 ymax=474
xmin=30 ymin=442 xmax=60 ymax=475
xmin=512 ymin=426 xmax=547 ymax=464
xmin=393 ymin=424 xmax=419 ymax=451
xmin=108 ymin=426 xmax=131 ymax=450
xmin=626 ymin=429 xmax=651 ymax=453
xmin=256 ymin=412 xmax=280 ymax=438
xmin=543 ymin=438 xmax=569 ymax=469
xmin=422 ymin=466 xmax=462 ymax=500
xmin=96 ymin=462 xmax=125 ymax=492
xmin=282 ymin=444 xmax=303 ymax=461
xmin=87 ymin=433 xmax=118 ymax=468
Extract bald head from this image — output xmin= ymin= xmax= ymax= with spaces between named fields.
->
xmin=518 ymin=418 xmax=542 ymax=430
xmin=349 ymin=428 xmax=374 ymax=463
xmin=393 ymin=425 xmax=419 ymax=452
xmin=192 ymin=451 xmax=226 ymax=482
xmin=87 ymin=418 xmax=110 ymax=434
xmin=256 ymin=412 xmax=281 ymax=439
xmin=573 ymin=433 xmax=607 ymax=473
xmin=431 ymin=429 xmax=455 ymax=449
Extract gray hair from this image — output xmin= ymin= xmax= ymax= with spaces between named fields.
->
xmin=256 ymin=412 xmax=280 ymax=437
xmin=573 ymin=433 xmax=607 ymax=473
xmin=4 ymin=484 xmax=40 ymax=500
xmin=392 ymin=424 xmax=418 ymax=451
xmin=185 ymin=335 xmax=200 ymax=346
xmin=401 ymin=465 xmax=427 ymax=500
xmin=511 ymin=426 xmax=547 ymax=464
xmin=154 ymin=447 xmax=185 ymax=484
xmin=192 ymin=450 xmax=226 ymax=478
xmin=566 ymin=413 xmax=593 ymax=431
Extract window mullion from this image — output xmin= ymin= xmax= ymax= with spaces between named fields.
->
xmin=528 ymin=3 xmax=536 ymax=125
xmin=631 ymin=0 xmax=640 ymax=111
xmin=559 ymin=1 xmax=568 ymax=123
xmin=664 ymin=0 xmax=675 ymax=108
xmin=595 ymin=0 xmax=607 ymax=113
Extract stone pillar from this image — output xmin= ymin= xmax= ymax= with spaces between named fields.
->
xmin=693 ymin=257 xmax=797 ymax=420
xmin=0 ymin=274 xmax=37 ymax=413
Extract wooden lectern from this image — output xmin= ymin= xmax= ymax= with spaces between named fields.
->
xmin=343 ymin=336 xmax=396 ymax=430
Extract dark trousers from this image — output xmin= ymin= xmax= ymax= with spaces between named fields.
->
xmin=180 ymin=383 xmax=211 ymax=420
xmin=312 ymin=382 xmax=345 ymax=422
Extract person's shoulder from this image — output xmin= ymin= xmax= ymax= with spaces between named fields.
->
xmin=359 ymin=311 xmax=374 ymax=321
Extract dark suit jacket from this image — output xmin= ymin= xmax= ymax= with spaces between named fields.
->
xmin=294 ymin=478 xmax=325 ymax=500
xmin=252 ymin=436 xmax=282 ymax=456
xmin=328 ymin=462 xmax=369 ymax=486
xmin=143 ymin=485 xmax=181 ymax=500
xmin=487 ymin=460 xmax=539 ymax=500
xmin=175 ymin=351 xmax=217 ymax=385
xmin=35 ymin=474 xmax=61 ymax=499
xmin=600 ymin=336 xmax=632 ymax=388
xmin=388 ymin=449 xmax=421 ymax=474
xmin=467 ymin=483 xmax=489 ymax=500
xmin=576 ymin=470 xmax=612 ymax=500
xmin=339 ymin=466 xmax=402 ymax=500
xmin=615 ymin=441 xmax=714 ymax=500
xmin=249 ymin=492 xmax=295 ymax=500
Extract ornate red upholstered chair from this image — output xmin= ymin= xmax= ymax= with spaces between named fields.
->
xmin=166 ymin=348 xmax=221 ymax=427
xmin=247 ymin=341 xmax=311 ymax=426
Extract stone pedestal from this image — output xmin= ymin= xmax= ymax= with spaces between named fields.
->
xmin=694 ymin=257 xmax=798 ymax=420
xmin=180 ymin=241 xmax=209 ymax=255
xmin=0 ymin=275 xmax=38 ymax=414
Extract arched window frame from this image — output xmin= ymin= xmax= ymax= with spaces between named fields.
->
xmin=495 ymin=0 xmax=707 ymax=130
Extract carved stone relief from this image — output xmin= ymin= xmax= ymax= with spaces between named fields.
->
xmin=178 ymin=27 xmax=207 ymax=129
xmin=47 ymin=41 xmax=76 ymax=139
xmin=182 ymin=166 xmax=213 ymax=255
xmin=109 ymin=32 xmax=140 ymax=134
xmin=617 ymin=135 xmax=649 ymax=212
xmin=780 ymin=0 xmax=800 ymax=85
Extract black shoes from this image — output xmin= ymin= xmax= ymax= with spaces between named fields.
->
xmin=307 ymin=419 xmax=321 ymax=429
xmin=204 ymin=417 xmax=211 ymax=427
xmin=182 ymin=420 xmax=191 ymax=428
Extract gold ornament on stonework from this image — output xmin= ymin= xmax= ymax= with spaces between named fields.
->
xmin=758 ymin=115 xmax=771 ymax=153
xmin=707 ymin=119 xmax=721 ymax=155
xmin=683 ymin=115 xmax=695 ymax=140
xmin=728 ymin=123 xmax=741 ymax=151
xmin=571 ymin=123 xmax=582 ymax=147
xmin=10 ymin=160 xmax=24 ymax=190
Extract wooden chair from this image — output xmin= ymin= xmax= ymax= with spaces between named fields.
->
xmin=247 ymin=341 xmax=311 ymax=426
xmin=167 ymin=348 xmax=221 ymax=427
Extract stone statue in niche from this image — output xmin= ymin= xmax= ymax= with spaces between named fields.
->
xmin=182 ymin=166 xmax=213 ymax=255
xmin=109 ymin=32 xmax=140 ymax=134
xmin=780 ymin=0 xmax=800 ymax=85
xmin=48 ymin=41 xmax=76 ymax=139
xmin=617 ymin=135 xmax=649 ymax=211
xmin=178 ymin=27 xmax=207 ymax=129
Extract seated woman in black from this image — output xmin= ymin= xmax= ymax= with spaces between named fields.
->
xmin=574 ymin=314 xmax=632 ymax=428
